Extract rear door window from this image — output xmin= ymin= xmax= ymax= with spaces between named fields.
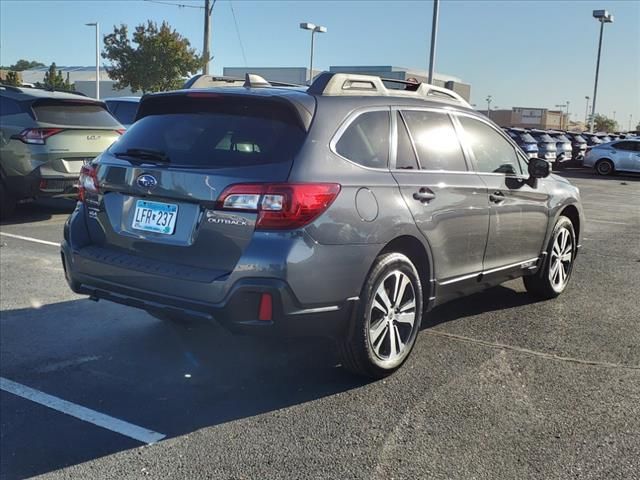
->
xmin=112 ymin=95 xmax=306 ymax=168
xmin=32 ymin=101 xmax=121 ymax=127
xmin=335 ymin=110 xmax=390 ymax=169
xmin=613 ymin=141 xmax=636 ymax=151
xmin=458 ymin=115 xmax=524 ymax=175
xmin=401 ymin=110 xmax=467 ymax=171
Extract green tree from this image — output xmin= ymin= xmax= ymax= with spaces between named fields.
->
xmin=102 ymin=20 xmax=202 ymax=93
xmin=37 ymin=63 xmax=74 ymax=91
xmin=4 ymin=71 xmax=21 ymax=86
xmin=635 ymin=122 xmax=640 ymax=132
xmin=9 ymin=59 xmax=45 ymax=71
xmin=592 ymin=114 xmax=617 ymax=133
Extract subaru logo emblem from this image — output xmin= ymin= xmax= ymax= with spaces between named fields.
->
xmin=136 ymin=174 xmax=158 ymax=189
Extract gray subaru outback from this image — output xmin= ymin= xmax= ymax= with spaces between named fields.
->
xmin=61 ymin=73 xmax=584 ymax=378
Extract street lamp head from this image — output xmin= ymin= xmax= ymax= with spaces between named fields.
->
xmin=300 ymin=22 xmax=316 ymax=31
xmin=592 ymin=10 xmax=613 ymax=22
xmin=314 ymin=25 xmax=327 ymax=33
xmin=85 ymin=22 xmax=97 ymax=26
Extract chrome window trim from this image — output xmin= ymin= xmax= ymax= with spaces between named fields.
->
xmin=329 ymin=106 xmax=392 ymax=172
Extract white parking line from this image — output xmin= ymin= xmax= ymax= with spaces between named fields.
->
xmin=587 ymin=219 xmax=632 ymax=226
xmin=0 ymin=232 xmax=60 ymax=247
xmin=0 ymin=377 xmax=165 ymax=444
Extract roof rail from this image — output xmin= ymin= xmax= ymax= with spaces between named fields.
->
xmin=183 ymin=74 xmax=303 ymax=89
xmin=307 ymin=72 xmax=471 ymax=107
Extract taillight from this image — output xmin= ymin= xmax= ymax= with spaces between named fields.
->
xmin=115 ymin=129 xmax=126 ymax=135
xmin=77 ymin=164 xmax=100 ymax=202
xmin=13 ymin=128 xmax=64 ymax=145
xmin=217 ymin=183 xmax=341 ymax=230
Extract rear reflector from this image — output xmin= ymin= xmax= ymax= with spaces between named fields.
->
xmin=258 ymin=293 xmax=273 ymax=321
xmin=217 ymin=183 xmax=341 ymax=230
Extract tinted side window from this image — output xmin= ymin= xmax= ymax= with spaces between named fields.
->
xmin=402 ymin=110 xmax=467 ymax=171
xmin=336 ymin=110 xmax=389 ymax=168
xmin=395 ymin=112 xmax=418 ymax=170
xmin=0 ymin=96 xmax=22 ymax=116
xmin=613 ymin=141 xmax=635 ymax=151
xmin=458 ymin=116 xmax=523 ymax=175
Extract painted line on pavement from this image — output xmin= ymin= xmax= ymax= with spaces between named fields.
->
xmin=0 ymin=377 xmax=165 ymax=444
xmin=0 ymin=232 xmax=60 ymax=247
xmin=587 ymin=219 xmax=631 ymax=226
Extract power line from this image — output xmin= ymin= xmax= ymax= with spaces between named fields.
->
xmin=144 ymin=0 xmax=205 ymax=10
xmin=229 ymin=1 xmax=247 ymax=67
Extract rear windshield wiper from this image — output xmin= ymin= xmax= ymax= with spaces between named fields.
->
xmin=113 ymin=148 xmax=170 ymax=164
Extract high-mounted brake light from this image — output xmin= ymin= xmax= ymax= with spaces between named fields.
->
xmin=77 ymin=164 xmax=100 ymax=202
xmin=13 ymin=128 xmax=64 ymax=145
xmin=217 ymin=183 xmax=341 ymax=230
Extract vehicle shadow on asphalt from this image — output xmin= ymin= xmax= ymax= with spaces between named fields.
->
xmin=1 ymin=285 xmax=543 ymax=479
xmin=423 ymin=284 xmax=539 ymax=329
xmin=0 ymin=199 xmax=76 ymax=226
xmin=0 ymin=298 xmax=367 ymax=479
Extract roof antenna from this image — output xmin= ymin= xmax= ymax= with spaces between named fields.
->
xmin=243 ymin=73 xmax=271 ymax=88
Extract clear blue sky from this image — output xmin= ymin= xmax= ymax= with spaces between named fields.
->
xmin=1 ymin=0 xmax=638 ymax=128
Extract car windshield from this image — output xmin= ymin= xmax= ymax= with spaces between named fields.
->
xmin=571 ymin=135 xmax=586 ymax=143
xmin=519 ymin=133 xmax=536 ymax=143
xmin=534 ymin=134 xmax=555 ymax=143
xmin=554 ymin=135 xmax=570 ymax=142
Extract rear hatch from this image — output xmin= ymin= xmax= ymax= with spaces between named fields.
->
xmin=30 ymin=99 xmax=123 ymax=175
xmin=82 ymin=92 xmax=309 ymax=276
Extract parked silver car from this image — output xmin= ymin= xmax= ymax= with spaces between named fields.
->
xmin=583 ymin=139 xmax=640 ymax=175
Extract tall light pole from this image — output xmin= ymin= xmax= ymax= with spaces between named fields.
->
xmin=584 ymin=96 xmax=590 ymax=124
xmin=203 ymin=0 xmax=213 ymax=74
xmin=427 ymin=0 xmax=440 ymax=84
xmin=486 ymin=95 xmax=492 ymax=118
xmin=629 ymin=114 xmax=633 ymax=132
xmin=555 ymin=101 xmax=570 ymax=129
xmin=85 ymin=22 xmax=99 ymax=99
xmin=300 ymin=22 xmax=327 ymax=84
xmin=590 ymin=9 xmax=614 ymax=133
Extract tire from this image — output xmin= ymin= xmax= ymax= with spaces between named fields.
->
xmin=0 ymin=181 xmax=16 ymax=220
xmin=339 ymin=252 xmax=423 ymax=378
xmin=524 ymin=216 xmax=576 ymax=299
xmin=595 ymin=159 xmax=614 ymax=176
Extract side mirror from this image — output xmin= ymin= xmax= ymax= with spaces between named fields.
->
xmin=528 ymin=158 xmax=550 ymax=179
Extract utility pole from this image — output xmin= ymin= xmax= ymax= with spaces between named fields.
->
xmin=486 ymin=95 xmax=492 ymax=118
xmin=203 ymin=0 xmax=213 ymax=74
xmin=427 ymin=0 xmax=440 ymax=84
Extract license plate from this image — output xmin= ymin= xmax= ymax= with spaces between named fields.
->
xmin=132 ymin=200 xmax=178 ymax=235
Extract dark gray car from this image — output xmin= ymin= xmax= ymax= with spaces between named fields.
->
xmin=61 ymin=73 xmax=584 ymax=378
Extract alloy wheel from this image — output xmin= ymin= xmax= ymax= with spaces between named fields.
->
xmin=368 ymin=270 xmax=417 ymax=361
xmin=549 ymin=227 xmax=573 ymax=291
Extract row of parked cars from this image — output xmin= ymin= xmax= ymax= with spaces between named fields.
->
xmin=504 ymin=127 xmax=637 ymax=170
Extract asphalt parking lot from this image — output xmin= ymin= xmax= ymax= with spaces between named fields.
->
xmin=1 ymin=169 xmax=639 ymax=480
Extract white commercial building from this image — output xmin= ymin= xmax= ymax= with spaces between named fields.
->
xmin=21 ymin=66 xmax=134 ymax=98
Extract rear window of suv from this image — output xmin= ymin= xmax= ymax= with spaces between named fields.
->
xmin=112 ymin=95 xmax=306 ymax=168
xmin=32 ymin=100 xmax=121 ymax=127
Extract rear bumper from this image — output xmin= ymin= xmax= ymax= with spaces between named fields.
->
xmin=61 ymin=246 xmax=354 ymax=338
xmin=4 ymin=170 xmax=78 ymax=200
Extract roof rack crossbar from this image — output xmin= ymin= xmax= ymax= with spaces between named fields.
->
xmin=307 ymin=72 xmax=471 ymax=107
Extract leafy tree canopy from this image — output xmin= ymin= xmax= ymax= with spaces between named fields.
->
xmin=9 ymin=59 xmax=45 ymax=71
xmin=3 ymin=71 xmax=21 ymax=86
xmin=592 ymin=114 xmax=617 ymax=133
xmin=35 ymin=63 xmax=74 ymax=91
xmin=102 ymin=20 xmax=202 ymax=93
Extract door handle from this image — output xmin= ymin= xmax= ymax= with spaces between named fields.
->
xmin=489 ymin=191 xmax=505 ymax=203
xmin=413 ymin=188 xmax=436 ymax=203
